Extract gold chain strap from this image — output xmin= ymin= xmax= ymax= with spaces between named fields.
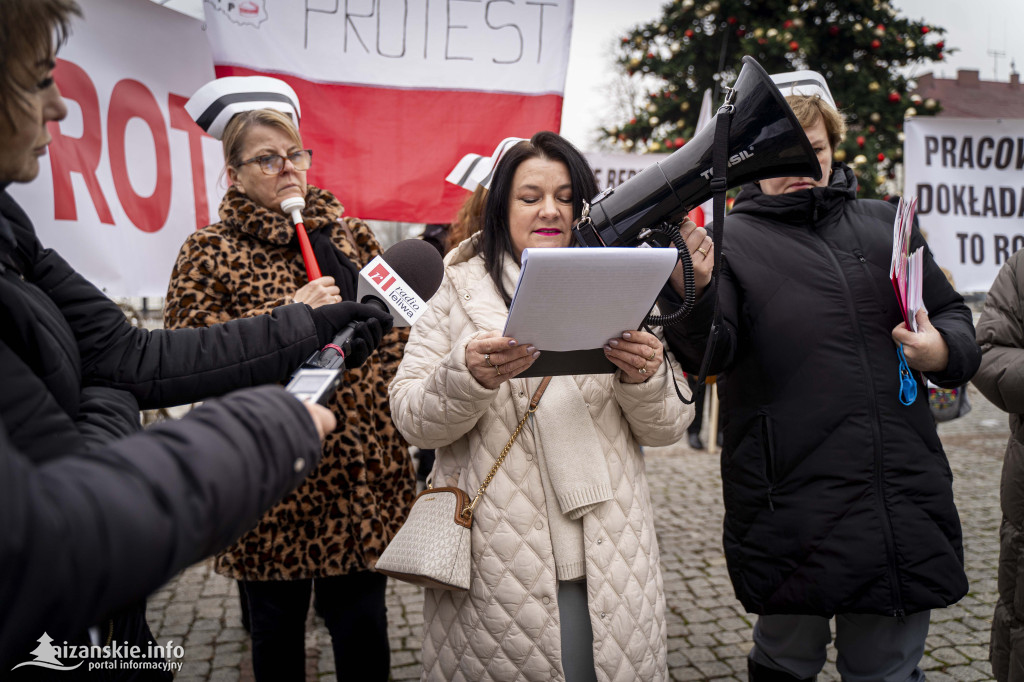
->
xmin=461 ymin=376 xmax=552 ymax=520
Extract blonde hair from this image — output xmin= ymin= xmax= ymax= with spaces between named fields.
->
xmin=786 ymin=95 xmax=846 ymax=151
xmin=222 ymin=108 xmax=302 ymax=169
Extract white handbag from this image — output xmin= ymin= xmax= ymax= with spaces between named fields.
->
xmin=376 ymin=377 xmax=551 ymax=591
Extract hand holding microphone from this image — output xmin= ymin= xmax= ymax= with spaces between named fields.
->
xmin=287 ymin=239 xmax=444 ymax=404
xmin=294 ymin=276 xmax=341 ymax=307
xmin=308 ymin=302 xmax=394 ymax=368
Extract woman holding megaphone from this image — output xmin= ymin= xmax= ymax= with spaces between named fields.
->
xmin=164 ymin=78 xmax=413 ymax=681
xmin=661 ymin=82 xmax=980 ymax=680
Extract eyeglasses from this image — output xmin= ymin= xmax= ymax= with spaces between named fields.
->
xmin=238 ymin=149 xmax=313 ymax=175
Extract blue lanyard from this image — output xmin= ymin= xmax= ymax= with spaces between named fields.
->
xmin=897 ymin=344 xmax=917 ymax=406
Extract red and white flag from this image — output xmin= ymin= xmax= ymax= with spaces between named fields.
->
xmin=203 ymin=1 xmax=574 ymax=223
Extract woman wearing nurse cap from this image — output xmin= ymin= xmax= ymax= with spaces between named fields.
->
xmin=166 ymin=75 xmax=414 ymax=682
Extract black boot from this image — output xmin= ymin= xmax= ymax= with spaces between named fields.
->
xmin=748 ymin=658 xmax=816 ymax=682
xmin=687 ymin=432 xmax=704 ymax=450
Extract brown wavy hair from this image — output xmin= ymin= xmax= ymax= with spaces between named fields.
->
xmin=0 ymin=0 xmax=79 ymax=127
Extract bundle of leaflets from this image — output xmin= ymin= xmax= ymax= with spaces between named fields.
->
xmin=889 ymin=196 xmax=924 ymax=332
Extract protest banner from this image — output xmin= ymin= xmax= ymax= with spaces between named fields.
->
xmin=204 ymin=0 xmax=574 ymax=223
xmin=8 ymin=0 xmax=218 ymax=296
xmin=904 ymin=117 xmax=1024 ymax=292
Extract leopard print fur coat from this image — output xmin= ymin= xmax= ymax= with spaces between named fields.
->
xmin=164 ymin=185 xmax=414 ymax=580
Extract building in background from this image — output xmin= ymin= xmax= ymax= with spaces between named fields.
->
xmin=915 ymin=65 xmax=1024 ymax=118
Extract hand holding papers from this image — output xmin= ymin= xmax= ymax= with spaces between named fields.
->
xmin=890 ymin=197 xmax=924 ymax=332
xmin=502 ymin=247 xmax=679 ymax=377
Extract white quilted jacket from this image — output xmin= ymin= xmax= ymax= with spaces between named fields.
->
xmin=389 ymin=239 xmax=693 ymax=681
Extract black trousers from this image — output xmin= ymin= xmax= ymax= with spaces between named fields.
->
xmin=244 ymin=571 xmax=389 ymax=682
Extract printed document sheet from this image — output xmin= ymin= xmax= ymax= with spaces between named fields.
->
xmin=503 ymin=247 xmax=679 ymax=352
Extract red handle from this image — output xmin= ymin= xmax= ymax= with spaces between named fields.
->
xmin=294 ymin=222 xmax=322 ymax=281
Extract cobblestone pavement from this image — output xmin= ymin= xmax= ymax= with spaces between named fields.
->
xmin=149 ymin=387 xmax=1008 ymax=681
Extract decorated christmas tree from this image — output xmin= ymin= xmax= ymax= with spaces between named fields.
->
xmin=606 ymin=0 xmax=951 ymax=199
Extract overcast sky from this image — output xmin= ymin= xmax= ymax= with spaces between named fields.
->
xmin=560 ymin=0 xmax=1024 ymax=150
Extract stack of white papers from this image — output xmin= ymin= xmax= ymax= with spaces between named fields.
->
xmin=889 ymin=197 xmax=924 ymax=332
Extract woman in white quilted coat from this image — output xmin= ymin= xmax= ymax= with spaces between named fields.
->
xmin=389 ymin=132 xmax=693 ymax=681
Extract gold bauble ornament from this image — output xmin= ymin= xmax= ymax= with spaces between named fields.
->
xmin=793 ymin=18 xmax=804 ymax=28
xmin=853 ymin=23 xmax=863 ymax=32
xmin=682 ymin=0 xmax=694 ymax=8
xmin=910 ymin=94 xmax=923 ymax=105
xmin=834 ymin=148 xmax=847 ymax=162
xmin=870 ymin=112 xmax=881 ymax=123
xmin=905 ymin=107 xmax=917 ymax=117
xmin=650 ymin=116 xmax=660 ymax=125
xmin=845 ymin=63 xmax=857 ymax=72
xmin=906 ymin=39 xmax=916 ymax=49
xmin=630 ymin=57 xmax=641 ymax=68
xmin=625 ymin=139 xmax=635 ymax=148
xmin=924 ymin=98 xmax=937 ymax=109
xmin=754 ymin=27 xmax=765 ymax=38
xmin=680 ymin=101 xmax=691 ymax=112
xmin=868 ymin=81 xmax=880 ymax=92
xmin=852 ymin=154 xmax=868 ymax=165
xmin=659 ymin=24 xmax=668 ymax=34
xmin=670 ymin=41 xmax=681 ymax=52
xmin=647 ymin=103 xmax=658 ymax=113
xmin=897 ymin=132 xmax=905 ymax=142
xmin=876 ymin=175 xmax=887 ymax=186
xmin=766 ymin=28 xmax=778 ymax=38
xmin=650 ymin=141 xmax=662 ymax=152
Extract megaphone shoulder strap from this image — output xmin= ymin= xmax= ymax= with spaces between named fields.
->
xmin=688 ymin=97 xmax=733 ymax=404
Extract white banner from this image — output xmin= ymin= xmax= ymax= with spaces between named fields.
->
xmin=204 ymin=0 xmax=573 ymax=95
xmin=8 ymin=0 xmax=219 ymax=297
xmin=904 ymin=117 xmax=1024 ymax=292
xmin=585 ymin=152 xmax=667 ymax=192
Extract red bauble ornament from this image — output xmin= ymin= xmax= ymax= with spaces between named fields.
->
xmin=828 ymin=26 xmax=840 ymax=36
xmin=758 ymin=38 xmax=767 ymax=45
xmin=727 ymin=16 xmax=737 ymax=24
xmin=647 ymin=52 xmax=655 ymax=59
xmin=674 ymin=137 xmax=686 ymax=147
xmin=664 ymin=139 xmax=674 ymax=149
xmin=877 ymin=24 xmax=885 ymax=32
xmin=856 ymin=136 xmax=866 ymax=148
xmin=888 ymin=92 xmax=901 ymax=103
xmin=783 ymin=19 xmax=793 ymax=28
xmin=871 ymin=39 xmax=881 ymax=49
xmin=622 ymin=37 xmax=629 ymax=43
xmin=736 ymin=28 xmax=746 ymax=37
xmin=684 ymin=29 xmax=694 ymax=38
xmin=921 ymin=26 xmax=930 ymax=34
xmin=630 ymin=117 xmax=637 ymax=125
xmin=789 ymin=40 xmax=799 ymax=51
xmin=868 ymin=125 xmax=877 ymax=133
xmin=877 ymin=153 xmax=886 ymax=162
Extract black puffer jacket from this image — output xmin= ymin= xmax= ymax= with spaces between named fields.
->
xmin=662 ymin=165 xmax=980 ymax=617
xmin=0 ymin=191 xmax=328 ymax=668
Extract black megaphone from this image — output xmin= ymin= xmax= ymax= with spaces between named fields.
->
xmin=573 ymin=56 xmax=821 ymax=249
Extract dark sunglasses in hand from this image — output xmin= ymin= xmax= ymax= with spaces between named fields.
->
xmin=239 ymin=149 xmax=313 ymax=175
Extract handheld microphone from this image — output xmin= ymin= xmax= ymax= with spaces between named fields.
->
xmin=285 ymin=239 xmax=445 ymax=404
xmin=281 ymin=196 xmax=322 ymax=281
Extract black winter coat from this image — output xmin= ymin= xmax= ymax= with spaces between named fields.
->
xmin=0 ymin=191 xmax=327 ymax=669
xmin=662 ymin=165 xmax=981 ymax=617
